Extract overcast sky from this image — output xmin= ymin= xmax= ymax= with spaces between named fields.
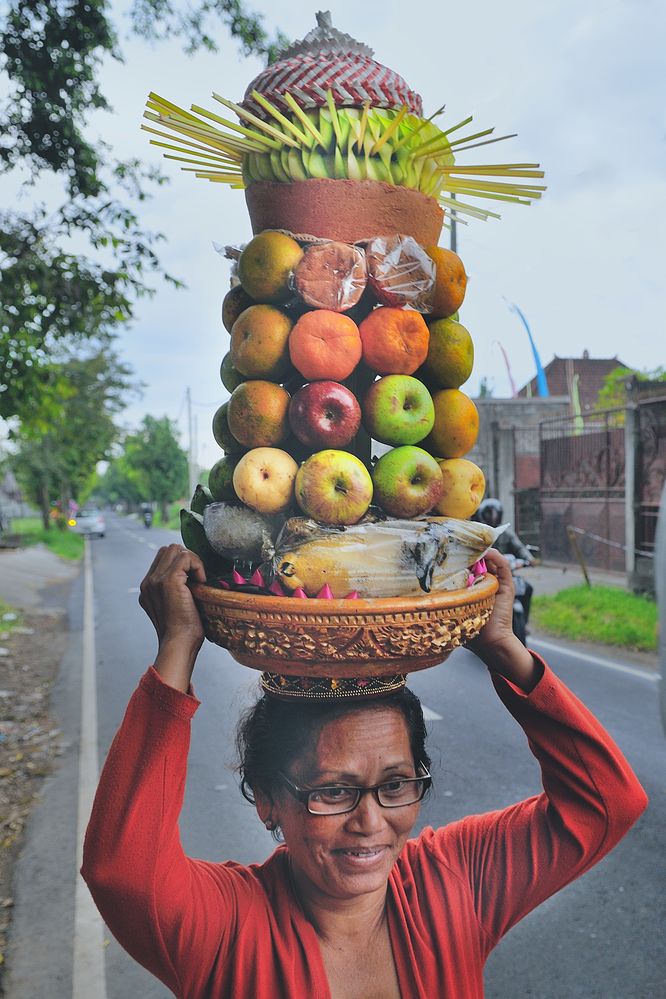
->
xmin=7 ymin=1 xmax=666 ymax=468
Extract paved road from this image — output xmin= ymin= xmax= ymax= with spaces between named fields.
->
xmin=6 ymin=513 xmax=666 ymax=998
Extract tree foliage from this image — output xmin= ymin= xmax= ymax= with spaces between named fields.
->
xmin=0 ymin=0 xmax=284 ymax=422
xmin=99 ymin=415 xmax=189 ymax=517
xmin=11 ymin=347 xmax=137 ymax=526
xmin=595 ymin=366 xmax=666 ymax=411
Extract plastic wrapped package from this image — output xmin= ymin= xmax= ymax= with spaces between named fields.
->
xmin=293 ymin=240 xmax=368 ymax=311
xmin=265 ymin=515 xmax=505 ymax=598
xmin=364 ymin=234 xmax=436 ymax=311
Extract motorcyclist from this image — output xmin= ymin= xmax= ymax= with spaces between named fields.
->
xmin=476 ymin=498 xmax=535 ymax=625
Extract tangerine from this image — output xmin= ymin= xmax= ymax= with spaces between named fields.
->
xmin=422 ymin=388 xmax=479 ymax=459
xmin=238 ymin=230 xmax=303 ymax=303
xmin=424 ymin=246 xmax=467 ymax=319
xmin=359 ymin=307 xmax=430 ymax=375
xmin=420 ymin=317 xmax=474 ymax=389
xmin=231 ymin=304 xmax=293 ymax=380
xmin=227 ymin=381 xmax=291 ymax=449
xmin=289 ymin=310 xmax=362 ymax=381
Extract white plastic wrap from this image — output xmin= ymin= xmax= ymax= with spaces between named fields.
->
xmin=267 ymin=515 xmax=504 ymax=598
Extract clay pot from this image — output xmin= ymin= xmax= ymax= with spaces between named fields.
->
xmin=245 ymin=178 xmax=444 ymax=245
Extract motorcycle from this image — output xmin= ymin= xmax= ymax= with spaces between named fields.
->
xmin=142 ymin=509 xmax=153 ymax=528
xmin=503 ymin=553 xmax=533 ymax=645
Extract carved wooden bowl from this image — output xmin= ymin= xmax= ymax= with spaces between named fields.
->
xmin=191 ymin=574 xmax=498 ymax=677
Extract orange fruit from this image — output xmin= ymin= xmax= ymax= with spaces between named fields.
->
xmin=420 ymin=317 xmax=474 ymax=389
xmin=230 ymin=304 xmax=293 ymax=380
xmin=289 ymin=310 xmax=362 ymax=381
xmin=424 ymin=246 xmax=467 ymax=319
xmin=423 ymin=389 xmax=479 ymax=458
xmin=222 ymin=285 xmax=255 ymax=333
xmin=359 ymin=307 xmax=429 ymax=375
xmin=432 ymin=458 xmax=485 ymax=518
xmin=227 ymin=381 xmax=291 ymax=448
xmin=237 ymin=231 xmax=304 ymax=303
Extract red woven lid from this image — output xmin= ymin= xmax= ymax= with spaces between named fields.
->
xmin=242 ymin=12 xmax=423 ymax=119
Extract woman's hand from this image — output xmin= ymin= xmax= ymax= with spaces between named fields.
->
xmin=139 ymin=545 xmax=207 ymax=691
xmin=467 ymin=549 xmax=541 ymax=693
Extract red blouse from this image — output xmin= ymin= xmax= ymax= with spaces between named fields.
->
xmin=82 ymin=659 xmax=647 ymax=998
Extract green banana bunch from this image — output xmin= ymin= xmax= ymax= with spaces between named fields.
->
xmin=242 ymin=107 xmax=454 ymax=199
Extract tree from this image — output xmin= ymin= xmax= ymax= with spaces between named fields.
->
xmin=595 ymin=366 xmax=666 ymax=411
xmin=0 ymin=1 xmax=285 ymax=422
xmin=105 ymin=416 xmax=189 ymax=520
xmin=11 ymin=347 xmax=136 ymax=526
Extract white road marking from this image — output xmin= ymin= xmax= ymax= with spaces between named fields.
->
xmin=422 ymin=705 xmax=443 ymax=721
xmin=530 ymin=638 xmax=658 ymax=682
xmin=147 ymin=542 xmax=158 ymax=550
xmin=73 ymin=541 xmax=108 ymax=999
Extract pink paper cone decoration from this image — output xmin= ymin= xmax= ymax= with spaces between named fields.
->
xmin=292 ymin=587 xmax=308 ymax=599
xmin=345 ymin=591 xmax=360 ymax=599
xmin=232 ymin=569 xmax=247 ymax=585
xmin=268 ymin=579 xmax=287 ymax=596
xmin=249 ymin=568 xmax=265 ymax=587
xmin=316 ymin=584 xmax=334 ymax=599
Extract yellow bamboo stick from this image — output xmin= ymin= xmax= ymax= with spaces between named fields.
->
xmin=325 ymin=89 xmax=343 ymax=147
xmin=442 ymin=185 xmax=535 ymax=205
xmin=165 ymin=154 xmax=243 ymax=171
xmin=147 ymin=92 xmax=203 ymax=126
xmin=141 ymin=123 xmax=243 ymax=160
xmin=154 ymin=145 xmax=239 ymax=168
xmin=370 ymin=105 xmax=409 ymax=155
xmin=444 ymin=176 xmax=546 ymax=194
xmin=439 ymin=195 xmax=500 ymax=220
xmin=447 ymin=134 xmax=518 ymax=155
xmin=282 ymin=92 xmax=325 ymax=145
xmin=356 ymin=101 xmax=370 ymax=152
xmin=212 ymin=93 xmax=300 ymax=148
xmin=249 ymin=90 xmax=310 ymax=145
xmin=143 ymin=113 xmax=264 ymax=154
xmin=186 ymin=103 xmax=277 ymax=147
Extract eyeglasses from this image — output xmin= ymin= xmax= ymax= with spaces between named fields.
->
xmin=278 ymin=766 xmax=432 ymax=816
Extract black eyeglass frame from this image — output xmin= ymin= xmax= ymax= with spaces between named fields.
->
xmin=278 ymin=765 xmax=432 ymax=816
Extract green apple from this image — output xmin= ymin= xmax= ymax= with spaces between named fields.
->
xmin=295 ymin=450 xmax=373 ymax=526
xmin=371 ymin=446 xmax=444 ymax=518
xmin=362 ymin=375 xmax=435 ymax=446
xmin=232 ymin=447 xmax=298 ymax=514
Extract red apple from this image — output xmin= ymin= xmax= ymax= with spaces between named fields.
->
xmin=362 ymin=375 xmax=434 ymax=446
xmin=289 ymin=381 xmax=361 ymax=450
xmin=295 ymin=450 xmax=373 ymax=525
xmin=371 ymin=446 xmax=443 ymax=518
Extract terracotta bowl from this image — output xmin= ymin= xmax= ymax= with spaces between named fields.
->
xmin=191 ymin=575 xmax=498 ymax=677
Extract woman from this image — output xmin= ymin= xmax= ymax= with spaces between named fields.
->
xmin=82 ymin=546 xmax=647 ymax=999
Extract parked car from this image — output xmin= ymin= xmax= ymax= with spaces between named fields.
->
xmin=70 ymin=507 xmax=106 ymax=538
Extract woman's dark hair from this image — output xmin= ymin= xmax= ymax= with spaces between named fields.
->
xmin=234 ymin=688 xmax=431 ymax=824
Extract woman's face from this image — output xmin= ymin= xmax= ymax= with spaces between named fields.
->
xmin=271 ymin=707 xmax=420 ymax=904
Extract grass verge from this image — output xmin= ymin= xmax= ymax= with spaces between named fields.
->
xmin=0 ymin=597 xmax=22 ymax=634
xmin=531 ymin=585 xmax=657 ymax=652
xmin=10 ymin=516 xmax=84 ymax=560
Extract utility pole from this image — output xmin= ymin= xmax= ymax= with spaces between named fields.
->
xmin=186 ymin=387 xmax=196 ymax=499
xmin=450 ymin=192 xmax=457 ymax=255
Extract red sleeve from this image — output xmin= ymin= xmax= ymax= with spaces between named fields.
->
xmin=81 ymin=668 xmax=255 ymax=997
xmin=424 ymin=654 xmax=648 ymax=949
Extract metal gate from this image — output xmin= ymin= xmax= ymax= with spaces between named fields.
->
xmin=539 ymin=409 xmax=626 ymax=570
